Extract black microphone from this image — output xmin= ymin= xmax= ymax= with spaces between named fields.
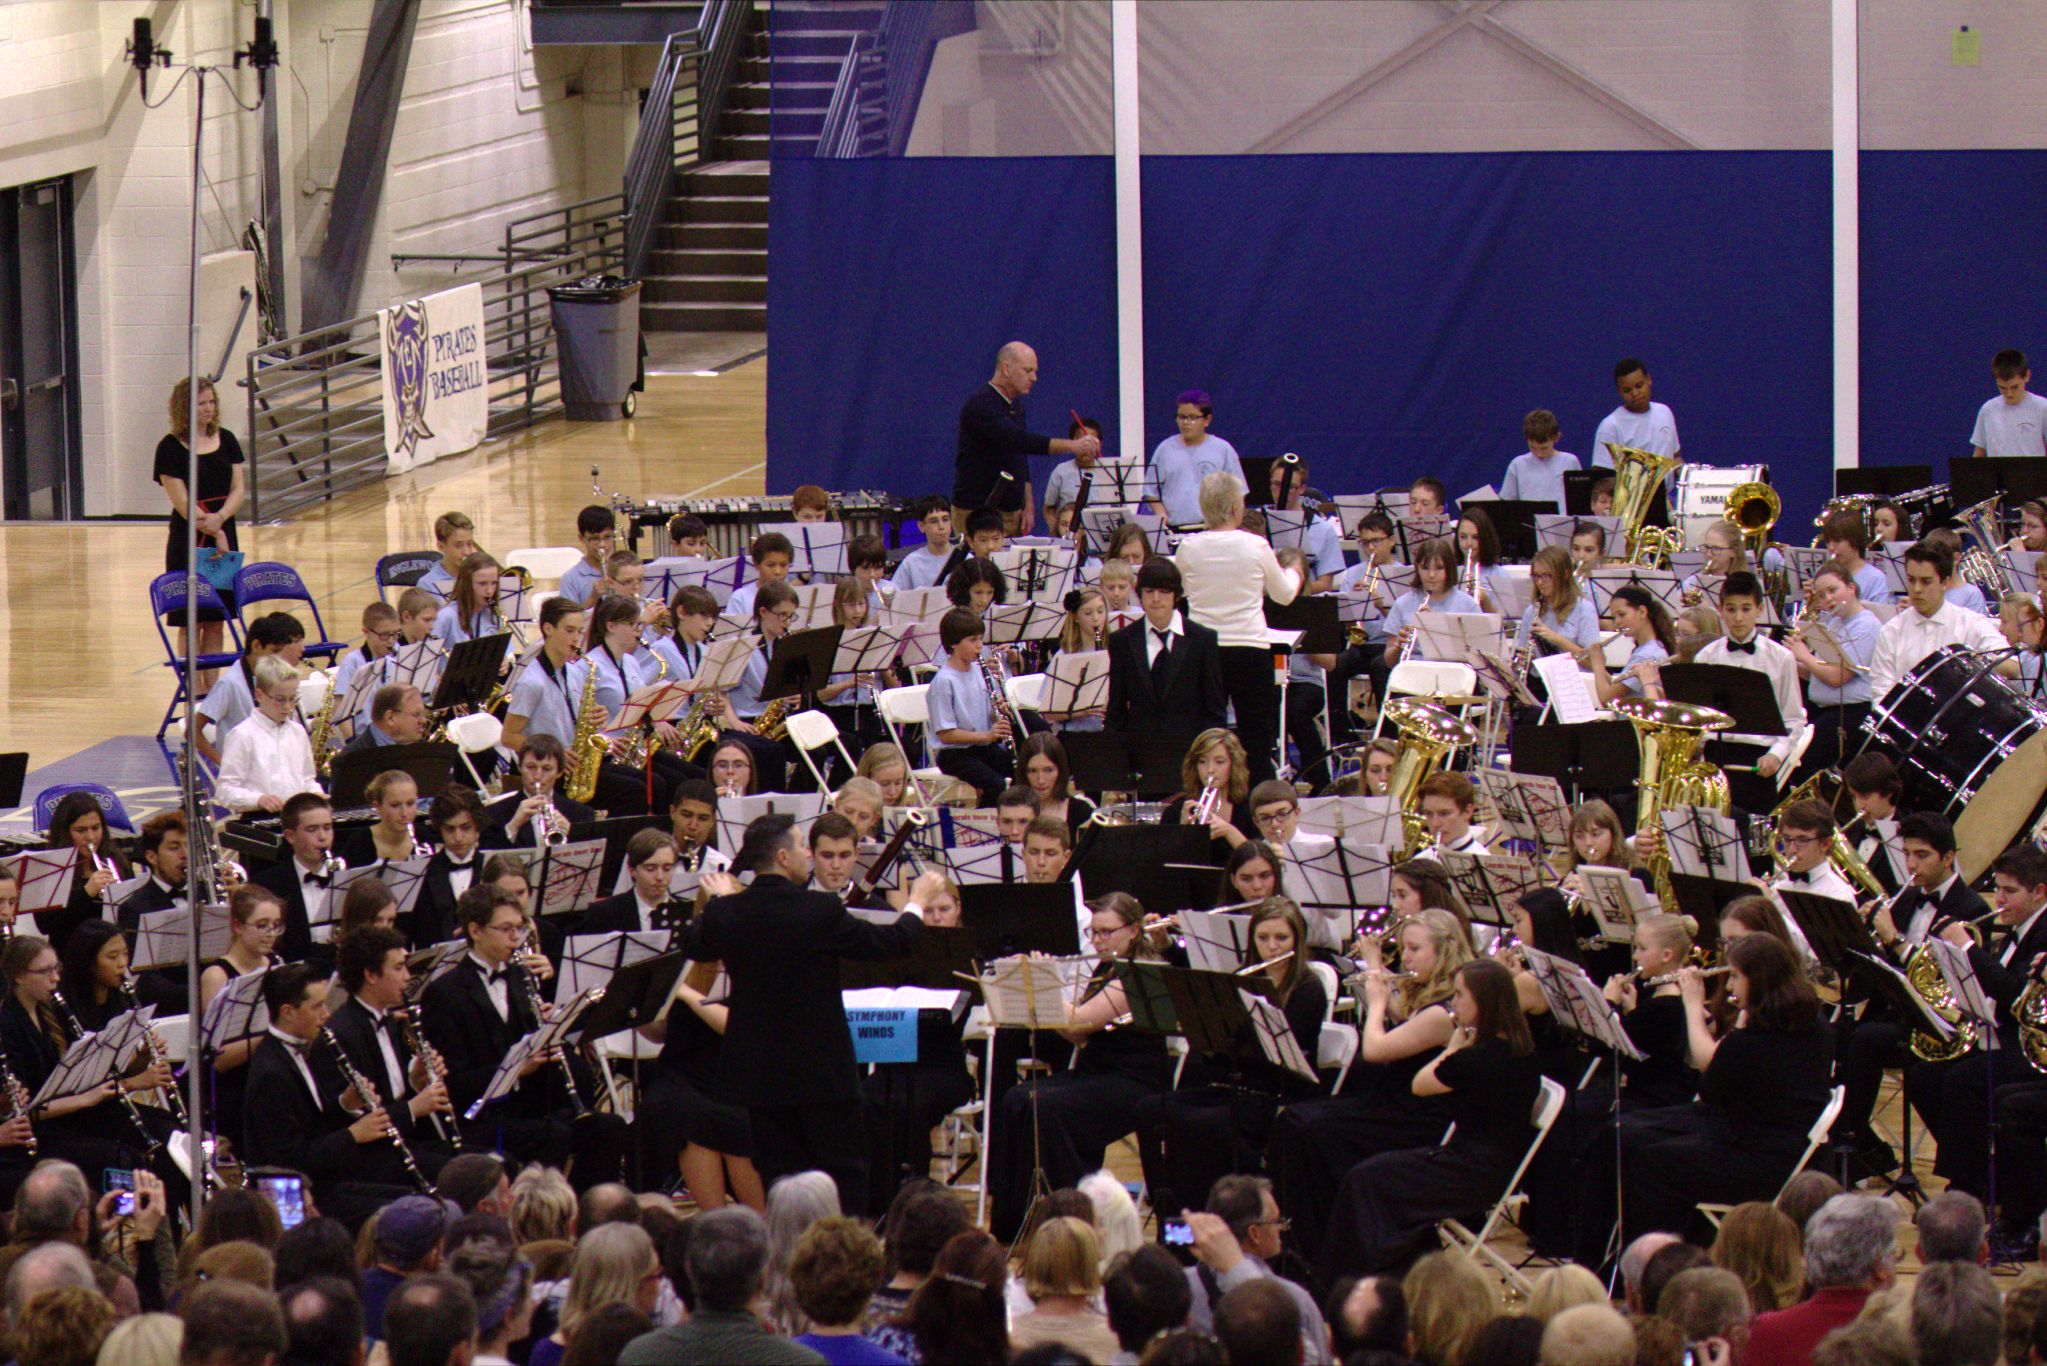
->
xmin=128 ymin=18 xmax=165 ymax=98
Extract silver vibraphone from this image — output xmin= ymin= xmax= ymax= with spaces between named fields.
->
xmin=622 ymin=491 xmax=906 ymax=557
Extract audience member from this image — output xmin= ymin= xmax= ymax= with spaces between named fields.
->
xmin=362 ymin=1196 xmax=450 ymax=1343
xmin=786 ymin=1218 xmax=902 ymax=1365
xmin=1656 ymin=1268 xmax=1751 ymax=1366
xmin=1463 ymin=1314 xmax=1544 ymax=1366
xmin=765 ymin=1173 xmax=841 ymax=1336
xmin=1911 ymin=1261 xmax=2002 ymax=1366
xmin=511 ymin=1167 xmax=578 ymax=1249
xmin=558 ymin=1303 xmax=654 ymax=1366
xmin=1539 ymin=1305 xmax=1635 ymax=1366
xmin=12 ymin=1285 xmax=111 ymax=1366
xmin=277 ymin=1278 xmax=362 ymax=1366
xmin=95 ymin=1313 xmax=181 ymax=1366
xmin=578 ymin=1186 xmax=640 ymax=1232
xmin=1180 ymin=1176 xmax=1328 ymax=1363
xmin=535 ymin=1224 xmax=658 ymax=1366
xmin=174 ymin=1245 xmax=273 ymax=1302
xmin=618 ymin=1206 xmax=821 ymax=1365
xmin=446 ymin=1237 xmax=535 ymax=1366
xmin=1078 ymin=1173 xmax=1144 ymax=1270
xmin=177 ymin=1280 xmax=288 ymax=1366
xmin=866 ymin=1183 xmax=968 ymax=1331
xmin=1916 ymin=1191 xmax=1990 ymax=1266
xmin=4 ymin=1244 xmax=95 ymax=1341
xmin=1747 ymin=1194 xmax=1898 ymax=1365
xmin=438 ymin=1155 xmax=510 ymax=1218
xmin=1617 ymin=1232 xmax=1681 ymax=1315
xmin=1327 ymin=1275 xmax=1405 ymax=1359
xmin=272 ymin=1220 xmax=359 ymax=1293
xmin=1526 ymin=1264 xmax=1608 ymax=1324
xmin=2003 ymin=1272 xmax=2047 ymax=1366
xmin=1010 ymin=1218 xmax=1119 ymax=1363
xmin=1629 ymin=1315 xmax=1686 ymax=1366
xmin=1710 ymin=1203 xmax=1804 ymax=1313
xmin=1401 ymin=1252 xmax=1497 ymax=1366
xmin=1812 ymin=1316 xmax=1914 ymax=1366
xmin=1638 ymin=1241 xmax=1710 ymax=1318
xmin=1213 ymin=1278 xmax=1301 ymax=1366
xmin=381 ymin=1273 xmax=477 ymax=1366
xmin=1775 ymin=1172 xmax=1842 ymax=1240
xmin=892 ymin=1230 xmax=1007 ymax=1366
xmin=1104 ymin=1246 xmax=1191 ymax=1362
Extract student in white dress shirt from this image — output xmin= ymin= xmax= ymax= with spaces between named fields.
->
xmin=197 ymin=612 xmax=307 ymax=766
xmin=1769 ymin=799 xmax=1857 ymax=906
xmin=217 ymin=655 xmax=321 ymax=814
xmin=1497 ymin=409 xmax=1580 ymax=512
xmin=1590 ymin=358 xmax=1680 ymax=468
xmin=1415 ymin=772 xmax=1488 ymax=859
xmin=1865 ymin=540 xmax=2013 ymax=699
xmin=1969 ymin=348 xmax=2047 ymax=459
xmin=1692 ymin=572 xmax=1806 ymax=811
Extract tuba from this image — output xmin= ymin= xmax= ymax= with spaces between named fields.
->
xmin=1382 ymin=699 xmax=1480 ymax=857
xmin=1608 ymin=443 xmax=1685 ymax=568
xmin=564 ymin=655 xmax=607 ymax=804
xmin=1723 ymin=481 xmax=1781 ymax=560
xmin=1611 ymin=696 xmax=1733 ymax=911
xmin=1954 ymin=495 xmax=2014 ymax=598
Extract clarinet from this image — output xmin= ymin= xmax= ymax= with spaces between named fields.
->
xmin=118 ymin=973 xmax=189 ymax=1128
xmin=319 ymin=1027 xmax=432 ymax=1193
xmin=49 ymin=990 xmax=160 ymax=1158
xmin=390 ymin=1004 xmax=458 ymax=1149
xmin=509 ymin=958 xmax=589 ymax=1117
xmin=0 ymin=1042 xmax=36 ymax=1156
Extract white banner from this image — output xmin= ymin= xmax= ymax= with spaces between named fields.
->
xmin=380 ymin=282 xmax=488 ymax=474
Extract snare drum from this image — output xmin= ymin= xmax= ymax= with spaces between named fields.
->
xmin=1860 ymin=644 xmax=2047 ymax=879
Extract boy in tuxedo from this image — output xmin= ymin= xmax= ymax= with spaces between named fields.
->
xmin=1105 ymin=558 xmax=1226 ymax=743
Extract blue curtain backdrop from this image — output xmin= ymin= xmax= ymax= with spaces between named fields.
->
xmin=1859 ymin=150 xmax=2047 ymax=487
xmin=764 ymin=157 xmax=1119 ymax=502
xmin=767 ymin=150 xmax=1841 ymax=522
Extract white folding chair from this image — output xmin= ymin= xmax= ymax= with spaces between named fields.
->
xmin=295 ymin=668 xmax=332 ymax=723
xmin=1776 ymin=723 xmax=1816 ymax=790
xmin=1437 ymin=1076 xmax=1568 ymax=1297
xmin=1005 ymin=672 xmax=1050 ymax=715
xmin=1317 ymin=1022 xmax=1359 ymax=1095
xmin=785 ymin=708 xmax=857 ymax=791
xmin=1371 ymin=660 xmax=1479 ymax=740
xmin=877 ymin=684 xmax=946 ymax=806
xmin=443 ymin=712 xmax=506 ymax=790
xmin=502 ymin=547 xmax=583 ymax=585
xmin=595 ymin=1028 xmax=661 ymax=1123
xmin=1307 ymin=961 xmax=1339 ymax=1025
xmin=1699 ymin=1085 xmax=1845 ymax=1229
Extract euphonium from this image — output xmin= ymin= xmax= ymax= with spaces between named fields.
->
xmin=1766 ymin=772 xmax=1885 ymax=901
xmin=1382 ymin=699 xmax=1480 ymax=857
xmin=1954 ymin=494 xmax=2015 ymax=597
xmin=1608 ymin=443 xmax=1686 ymax=567
xmin=1722 ymin=481 xmax=1781 ymax=560
xmin=563 ymin=654 xmax=606 ymax=804
xmin=1610 ymin=696 xmax=1734 ymax=911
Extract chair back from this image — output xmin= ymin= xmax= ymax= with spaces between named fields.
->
xmin=35 ymin=783 xmax=135 ymax=835
xmin=878 ymin=685 xmax=930 ymax=727
xmin=232 ymin=560 xmax=315 ymax=610
xmin=149 ymin=572 xmax=234 ymax=634
xmin=502 ymin=547 xmax=584 ymax=583
xmin=376 ymin=552 xmax=443 ymax=592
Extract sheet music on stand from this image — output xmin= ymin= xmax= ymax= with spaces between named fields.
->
xmin=1852 ymin=950 xmax=1958 ymax=1043
xmin=30 ymin=1030 xmax=129 ymax=1111
xmin=1587 ymin=567 xmax=1683 ymax=616
xmin=1179 ymin=908 xmax=1255 ymax=973
xmin=534 ymin=839 xmax=608 ymax=916
xmin=199 ymin=967 xmax=273 ymax=1054
xmin=992 ymin=545 xmax=1079 ymax=603
xmin=465 ymin=988 xmax=603 ymax=1120
xmin=931 ymin=838 xmax=1015 ymax=887
xmin=1531 ymin=654 xmax=1602 ymax=726
xmin=336 ymin=856 xmax=430 ymax=917
xmin=1475 ymin=770 xmax=1569 ymax=852
xmin=1535 ymin=514 xmax=1621 ymax=552
xmin=1282 ymin=838 xmax=1395 ymax=915
xmin=1436 ymin=851 xmax=1540 ymax=927
xmin=1396 ymin=514 xmax=1453 ymax=559
xmin=879 ymin=587 xmax=952 ymax=628
xmin=790 ymin=583 xmax=837 ymax=632
xmin=133 ymin=904 xmax=232 ymax=969
xmin=1489 ymin=571 xmax=1536 ymax=626
xmin=701 ymin=554 xmax=757 ymax=607
xmin=641 ymin=555 xmax=715 ymax=603
xmin=1263 ymin=508 xmax=1320 ymax=553
xmin=1240 ymin=990 xmax=1320 ymax=1084
xmin=759 ymin=521 xmax=848 ymax=578
xmin=1874 ymin=548 xmax=1910 ymax=597
xmin=388 ymin=638 xmax=450 ymax=695
xmin=983 ymin=601 xmax=1066 ymax=648
xmin=1576 ymin=867 xmax=1659 ymax=942
xmin=1329 ymin=494 xmax=1381 ymax=541
xmin=1662 ymin=806 xmax=1750 ymax=882
xmin=1079 ymin=507 xmax=1138 ymax=556
xmin=715 ymin=792 xmax=828 ymax=858
xmin=1295 ymin=796 xmax=1400 ymax=842
xmin=832 ymin=623 xmax=912 ymax=681
xmin=335 ymin=655 xmax=387 ymax=731
xmin=1414 ymin=612 xmax=1505 ymax=667
xmin=2008 ymin=549 xmax=2041 ymax=595
xmin=1339 ymin=566 xmax=1416 ymax=630
xmin=605 ymin=680 xmax=692 ymax=737
xmin=1923 ymin=938 xmax=1999 ymax=1045
xmin=1473 ymin=650 xmax=1539 ymax=709
xmin=1520 ymin=947 xmax=1646 ymax=1060
xmin=976 ymin=955 xmax=1093 ymax=1030
xmin=1042 ymin=650 xmax=1110 ymax=718
xmin=560 ymin=931 xmax=673 ymax=1001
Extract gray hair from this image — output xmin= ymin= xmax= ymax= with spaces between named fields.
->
xmin=1913 ymin=1191 xmax=1987 ymax=1265
xmin=1539 ymin=1303 xmax=1636 ymax=1366
xmin=1804 ymin=1194 xmax=1900 ymax=1289
xmin=765 ymin=1171 xmax=841 ymax=1333
xmin=1909 ymin=1261 xmax=2002 ymax=1366
xmin=1198 ymin=470 xmax=1246 ymax=529
xmin=252 ymin=653 xmax=298 ymax=691
xmin=4 ymin=1243 xmax=94 ymax=1321
xmin=687 ymin=1206 xmax=771 ymax=1315
xmin=12 ymin=1161 xmax=90 ymax=1242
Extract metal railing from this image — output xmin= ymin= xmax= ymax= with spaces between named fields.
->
xmin=243 ymin=0 xmax=755 ymax=522
xmin=817 ymin=33 xmax=881 ymax=158
xmin=814 ymin=0 xmax=974 ymax=158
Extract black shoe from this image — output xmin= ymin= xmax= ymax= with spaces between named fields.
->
xmin=1842 ymin=1136 xmax=1898 ymax=1183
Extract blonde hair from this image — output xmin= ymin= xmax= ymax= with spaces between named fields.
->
xmin=1198 ymin=470 xmax=1245 ymax=528
xmin=1634 ymin=911 xmax=1697 ymax=961
xmin=832 ymin=776 xmax=884 ymax=816
xmin=1078 ymin=1172 xmax=1143 ymax=1268
xmin=559 ymin=1223 xmax=656 ymax=1334
xmin=95 ymin=1313 xmax=182 ymax=1366
xmin=1402 ymin=1252 xmax=1498 ymax=1366
xmin=1098 ymin=558 xmax=1135 ymax=587
xmin=1180 ymin=728 xmax=1251 ymax=806
xmin=857 ymin=743 xmax=909 ymax=786
xmin=365 ymin=769 xmax=418 ymax=806
xmin=1059 ymin=589 xmax=1106 ymax=653
xmin=830 ymin=575 xmax=869 ymax=627
xmin=168 ymin=376 xmax=218 ymax=441
xmin=1525 ymin=1263 xmax=1610 ymax=1324
xmin=1530 ymin=545 xmax=1580 ymax=618
xmin=1022 ymin=1216 xmax=1101 ymax=1300
xmin=509 ymin=1164 xmax=577 ymax=1245
xmin=1399 ymin=907 xmax=1473 ymax=1017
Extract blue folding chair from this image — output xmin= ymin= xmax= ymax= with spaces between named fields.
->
xmin=232 ymin=561 xmax=346 ymax=661
xmin=376 ymin=551 xmax=443 ymax=600
xmin=149 ymin=572 xmax=245 ymax=741
xmin=33 ymin=783 xmax=135 ymax=835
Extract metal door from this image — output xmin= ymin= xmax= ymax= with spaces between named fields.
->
xmin=0 ymin=176 xmax=81 ymax=520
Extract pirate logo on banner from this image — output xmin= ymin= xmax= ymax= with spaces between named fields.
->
xmin=383 ymin=299 xmax=434 ymax=468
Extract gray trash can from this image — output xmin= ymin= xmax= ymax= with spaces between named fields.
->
xmin=549 ymin=275 xmax=644 ymax=420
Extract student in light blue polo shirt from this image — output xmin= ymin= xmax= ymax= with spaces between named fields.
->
xmin=416 ymin=510 xmax=475 ymax=599
xmin=889 ymin=498 xmax=958 ymax=594
xmin=1788 ymin=559 xmax=1879 ymax=775
xmin=1498 ymin=409 xmax=1581 ymax=513
xmin=1147 ymin=389 xmax=1244 ymax=527
xmin=557 ymin=505 xmax=617 ymax=607
xmin=1817 ymin=508 xmax=1894 ymax=607
xmin=1265 ymin=456 xmax=1345 ymax=591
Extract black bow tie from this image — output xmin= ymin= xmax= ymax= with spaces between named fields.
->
xmin=276 ymin=1034 xmax=310 ymax=1055
xmin=1785 ymin=870 xmax=1810 ymax=885
xmin=304 ymin=873 xmax=331 ymax=888
xmin=1726 ymin=639 xmax=1758 ymax=655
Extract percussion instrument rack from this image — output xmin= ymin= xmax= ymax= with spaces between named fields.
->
xmin=620 ymin=492 xmax=908 ymax=558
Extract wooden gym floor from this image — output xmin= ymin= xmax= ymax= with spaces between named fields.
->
xmin=0 ymin=362 xmax=767 ymax=775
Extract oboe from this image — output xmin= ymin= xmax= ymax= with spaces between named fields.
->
xmin=49 ymin=990 xmax=159 ymax=1157
xmin=509 ymin=958 xmax=588 ymax=1116
xmin=389 ymin=1004 xmax=458 ymax=1149
xmin=319 ymin=1027 xmax=432 ymax=1193
xmin=119 ymin=973 xmax=188 ymax=1128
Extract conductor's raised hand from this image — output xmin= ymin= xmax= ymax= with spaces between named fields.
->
xmin=700 ymin=870 xmax=742 ymax=899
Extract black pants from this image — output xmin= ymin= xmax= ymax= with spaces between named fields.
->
xmin=463 ymin=1109 xmax=630 ymax=1192
xmin=1268 ymin=1093 xmax=1448 ymax=1264
xmin=1285 ymin=681 xmax=1330 ymax=787
xmin=1321 ymin=1141 xmax=1519 ymax=1282
xmin=1907 ymin=1046 xmax=2035 ymax=1198
xmin=1618 ymin=1105 xmax=1806 ymax=1244
xmin=1219 ymin=646 xmax=1280 ymax=786
xmin=824 ymin=705 xmax=888 ymax=784
xmin=861 ymin=1062 xmax=976 ymax=1215
xmin=1994 ymin=1080 xmax=2047 ymax=1230
xmin=1837 ymin=1016 xmax=1908 ymax=1149
xmin=937 ymin=744 xmax=1012 ymax=807
xmin=1134 ymin=1084 xmax=1285 ymax=1223
xmin=990 ymin=1068 xmax=1160 ymax=1243
xmin=751 ymin=1100 xmax=872 ymax=1216
xmin=593 ymin=758 xmax=666 ymax=816
xmin=1803 ymin=702 xmax=1871 ymax=782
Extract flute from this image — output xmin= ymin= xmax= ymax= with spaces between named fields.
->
xmin=1631 ymin=965 xmax=1734 ymax=988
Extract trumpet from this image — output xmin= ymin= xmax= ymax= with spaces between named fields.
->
xmin=90 ymin=850 xmax=118 ymax=908
xmin=530 ymin=785 xmax=568 ymax=851
xmin=1189 ymin=776 xmax=1223 ymax=826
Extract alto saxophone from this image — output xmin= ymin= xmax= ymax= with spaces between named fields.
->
xmin=308 ymin=678 xmax=340 ymax=779
xmin=564 ymin=655 xmax=607 ymax=804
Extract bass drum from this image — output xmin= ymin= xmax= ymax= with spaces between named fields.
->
xmin=1860 ymin=644 xmax=2047 ymax=882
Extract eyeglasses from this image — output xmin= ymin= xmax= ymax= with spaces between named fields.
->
xmin=1251 ymin=1216 xmax=1293 ymax=1232
xmin=1087 ymin=925 xmax=1133 ymax=943
xmin=1780 ymin=834 xmax=1823 ymax=850
xmin=22 ymin=965 xmax=58 ymax=978
xmin=367 ymin=628 xmax=400 ymax=642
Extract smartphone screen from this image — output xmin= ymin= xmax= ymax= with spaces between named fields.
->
xmin=104 ymin=1168 xmax=135 ymax=1218
xmin=1161 ymin=1219 xmax=1192 ymax=1246
xmin=254 ymin=1174 xmax=306 ymax=1229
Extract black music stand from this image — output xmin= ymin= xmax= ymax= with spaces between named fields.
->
xmin=1656 ymin=663 xmax=1786 ymax=740
xmin=840 ymin=924 xmax=981 ymax=992
xmin=1779 ymin=890 xmax=1882 ymax=986
xmin=1664 ymin=872 xmax=1754 ymax=952
xmin=959 ymin=884 xmax=1081 ymax=961
xmin=328 ymin=742 xmax=460 ymax=809
xmin=1468 ymin=500 xmax=1553 ymax=561
xmin=1951 ymin=457 xmax=2047 ymax=512
xmin=0 ymin=753 xmax=25 ymax=810
xmin=761 ymin=624 xmax=845 ymax=706
xmin=430 ymin=633 xmax=512 ymax=713
xmin=1509 ymin=722 xmax=1638 ymax=804
xmin=1836 ymin=465 xmax=1932 ymax=498
xmin=1064 ymin=732 xmax=1190 ymax=798
xmin=574 ymin=951 xmax=687 ymax=1041
xmin=1264 ymin=596 xmax=1345 ymax=654
xmin=1074 ymin=824 xmax=1220 ymax=921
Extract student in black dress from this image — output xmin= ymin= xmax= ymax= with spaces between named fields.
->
xmin=154 ymin=375 xmax=245 ymax=673
xmin=990 ymin=892 xmax=1173 ymax=1243
xmin=1267 ymin=907 xmax=1471 ymax=1264
xmin=1165 ymin=729 xmax=1260 ymax=854
xmin=0 ymin=935 xmax=155 ymax=1192
xmin=1319 ymin=959 xmax=1542 ymax=1278
xmin=1136 ymin=896 xmax=1328 ymax=1221
xmin=410 ymin=785 xmax=491 ymax=949
xmin=196 ymin=887 xmax=285 ymax=1153
xmin=58 ymin=922 xmax=154 ymax=1034
xmin=42 ymin=792 xmax=132 ymax=955
xmin=638 ymin=958 xmax=761 ymax=1211
xmin=1618 ymin=932 xmax=1834 ymax=1244
xmin=859 ymin=872 xmax=977 ymax=1214
xmin=1016 ymin=734 xmax=1096 ymax=834
xmin=337 ymin=770 xmax=430 ymax=868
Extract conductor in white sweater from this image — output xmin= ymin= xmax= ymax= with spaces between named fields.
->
xmin=1173 ymin=471 xmax=1303 ymax=785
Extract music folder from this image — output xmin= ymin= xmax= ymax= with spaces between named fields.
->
xmin=839 ymin=923 xmax=981 ymax=993
xmin=959 ymin=883 xmax=1081 ymax=962
xmin=1063 ymin=732 xmax=1190 ymax=798
xmin=760 ymin=624 xmax=845 ymax=704
xmin=430 ymin=632 xmax=512 ymax=713
xmin=1263 ymin=595 xmax=1345 ymax=654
